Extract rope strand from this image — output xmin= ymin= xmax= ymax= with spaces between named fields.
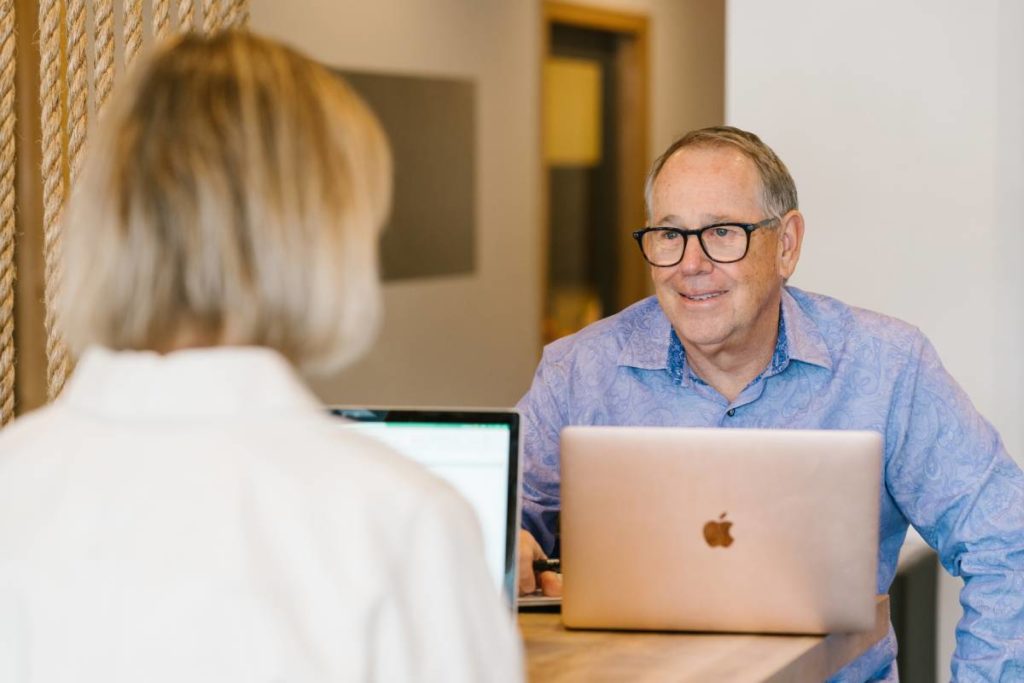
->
xmin=177 ymin=0 xmax=193 ymax=34
xmin=93 ymin=0 xmax=114 ymax=116
xmin=39 ymin=0 xmax=69 ymax=399
xmin=67 ymin=0 xmax=87 ymax=183
xmin=202 ymin=0 xmax=218 ymax=34
xmin=154 ymin=0 xmax=171 ymax=41
xmin=225 ymin=0 xmax=248 ymax=30
xmin=123 ymin=0 xmax=142 ymax=67
xmin=0 ymin=0 xmax=15 ymax=422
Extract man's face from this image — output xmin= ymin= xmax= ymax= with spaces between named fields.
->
xmin=648 ymin=145 xmax=802 ymax=357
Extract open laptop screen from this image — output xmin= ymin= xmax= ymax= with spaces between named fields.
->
xmin=329 ymin=408 xmax=519 ymax=607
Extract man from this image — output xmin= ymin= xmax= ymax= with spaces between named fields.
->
xmin=517 ymin=126 xmax=1024 ymax=682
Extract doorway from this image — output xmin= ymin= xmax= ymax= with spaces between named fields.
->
xmin=541 ymin=2 xmax=650 ymax=344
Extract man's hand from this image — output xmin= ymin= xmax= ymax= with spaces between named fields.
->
xmin=518 ymin=529 xmax=562 ymax=597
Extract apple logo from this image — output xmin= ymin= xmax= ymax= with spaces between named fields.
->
xmin=703 ymin=512 xmax=734 ymax=548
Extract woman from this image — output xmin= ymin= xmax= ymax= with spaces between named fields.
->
xmin=0 ymin=33 xmax=520 ymax=682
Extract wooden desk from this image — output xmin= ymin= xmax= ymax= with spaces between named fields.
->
xmin=520 ymin=596 xmax=889 ymax=682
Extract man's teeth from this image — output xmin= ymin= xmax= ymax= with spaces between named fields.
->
xmin=683 ymin=292 xmax=723 ymax=301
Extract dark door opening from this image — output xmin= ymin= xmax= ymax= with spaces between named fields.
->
xmin=542 ymin=3 xmax=650 ymax=344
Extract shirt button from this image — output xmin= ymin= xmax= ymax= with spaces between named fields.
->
xmin=726 ymin=409 xmax=736 ymax=417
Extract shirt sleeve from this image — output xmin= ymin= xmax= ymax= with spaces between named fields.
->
xmin=515 ymin=347 xmax=570 ymax=556
xmin=371 ymin=485 xmax=524 ymax=683
xmin=885 ymin=333 xmax=1024 ymax=682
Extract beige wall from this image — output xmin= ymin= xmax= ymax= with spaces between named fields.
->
xmin=250 ymin=0 xmax=723 ymax=407
xmin=647 ymin=0 xmax=726 ymax=156
xmin=251 ymin=0 xmax=544 ymax=407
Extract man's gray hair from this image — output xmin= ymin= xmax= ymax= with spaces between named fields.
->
xmin=644 ymin=126 xmax=798 ymax=222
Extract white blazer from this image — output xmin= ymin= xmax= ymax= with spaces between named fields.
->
xmin=0 ymin=347 xmax=522 ymax=682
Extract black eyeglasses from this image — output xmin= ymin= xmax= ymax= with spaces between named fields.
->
xmin=632 ymin=217 xmax=779 ymax=266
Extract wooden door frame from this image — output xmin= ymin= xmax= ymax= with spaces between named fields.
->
xmin=540 ymin=1 xmax=651 ymax=343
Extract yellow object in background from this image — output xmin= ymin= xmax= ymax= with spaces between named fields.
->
xmin=543 ymin=57 xmax=602 ymax=166
xmin=543 ymin=285 xmax=603 ymax=344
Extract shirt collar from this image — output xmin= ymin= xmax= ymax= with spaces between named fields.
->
xmin=780 ymin=286 xmax=833 ymax=371
xmin=59 ymin=346 xmax=323 ymax=419
xmin=617 ymin=288 xmax=833 ymax=374
xmin=617 ymin=298 xmax=675 ymax=370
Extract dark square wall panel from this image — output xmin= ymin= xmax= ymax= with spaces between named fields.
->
xmin=337 ymin=69 xmax=476 ymax=281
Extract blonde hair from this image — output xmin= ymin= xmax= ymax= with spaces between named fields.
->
xmin=60 ymin=31 xmax=392 ymax=374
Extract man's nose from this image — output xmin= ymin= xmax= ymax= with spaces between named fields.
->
xmin=677 ymin=234 xmax=713 ymax=275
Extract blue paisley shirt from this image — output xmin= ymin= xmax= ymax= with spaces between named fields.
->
xmin=517 ymin=286 xmax=1024 ymax=682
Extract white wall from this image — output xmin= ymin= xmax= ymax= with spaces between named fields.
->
xmin=250 ymin=0 xmax=543 ymax=408
xmin=727 ymin=0 xmax=1023 ymax=459
xmin=727 ymin=0 xmax=1024 ymax=675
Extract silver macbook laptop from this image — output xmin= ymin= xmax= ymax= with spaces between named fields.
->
xmin=560 ymin=427 xmax=881 ymax=634
xmin=330 ymin=408 xmax=520 ymax=609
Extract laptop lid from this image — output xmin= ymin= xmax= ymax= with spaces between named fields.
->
xmin=330 ymin=408 xmax=520 ymax=609
xmin=560 ymin=426 xmax=881 ymax=634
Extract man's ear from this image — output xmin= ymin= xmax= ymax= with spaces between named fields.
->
xmin=777 ymin=210 xmax=804 ymax=280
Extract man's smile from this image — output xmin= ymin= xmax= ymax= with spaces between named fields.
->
xmin=680 ymin=289 xmax=728 ymax=302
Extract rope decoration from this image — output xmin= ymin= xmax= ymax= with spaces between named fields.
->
xmin=202 ymin=0 xmax=218 ymax=34
xmin=220 ymin=0 xmax=240 ymax=29
xmin=223 ymin=0 xmax=241 ymax=29
xmin=124 ymin=0 xmax=143 ymax=67
xmin=67 ymin=0 xmax=87 ymax=184
xmin=154 ymin=0 xmax=171 ymax=41
xmin=178 ymin=0 xmax=194 ymax=33
xmin=93 ymin=0 xmax=114 ymax=116
xmin=39 ymin=0 xmax=69 ymax=399
xmin=0 ymin=0 xmax=14 ymax=423
xmin=205 ymin=0 xmax=249 ymax=34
